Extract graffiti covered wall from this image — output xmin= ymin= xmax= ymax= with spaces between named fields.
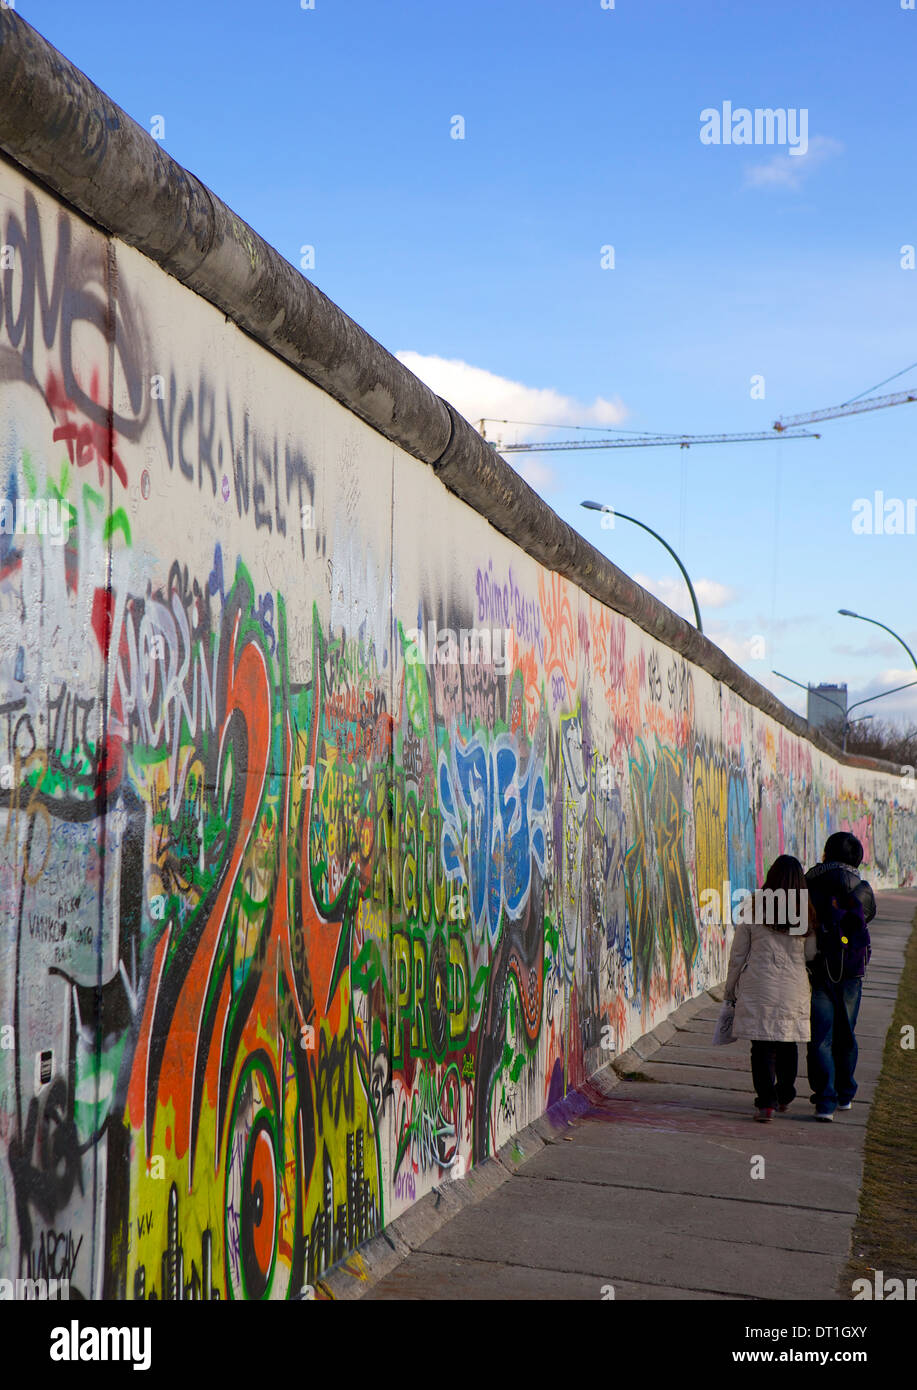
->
xmin=1 ymin=156 xmax=915 ymax=1301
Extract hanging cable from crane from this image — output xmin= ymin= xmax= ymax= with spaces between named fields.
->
xmin=477 ymin=362 xmax=917 ymax=453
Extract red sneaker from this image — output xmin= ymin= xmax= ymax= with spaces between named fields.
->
xmin=754 ymin=1108 xmax=774 ymax=1122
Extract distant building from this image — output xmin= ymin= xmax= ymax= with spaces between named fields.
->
xmin=807 ymin=683 xmax=847 ymax=734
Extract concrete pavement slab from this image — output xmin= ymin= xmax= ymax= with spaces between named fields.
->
xmin=588 ymin=1078 xmax=870 ymax=1133
xmin=519 ymin=1125 xmax=862 ymax=1211
xmin=420 ymin=1176 xmax=855 ymax=1262
xmin=415 ymin=1189 xmax=846 ymax=1299
xmin=629 ymin=1061 xmax=772 ymax=1089
xmin=674 ymin=1019 xmax=730 ymax=1035
xmin=364 ymin=1252 xmax=741 ymax=1300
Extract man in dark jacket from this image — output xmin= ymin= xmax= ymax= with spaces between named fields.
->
xmin=805 ymin=832 xmax=876 ymax=1121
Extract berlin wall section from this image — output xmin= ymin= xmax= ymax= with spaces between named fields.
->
xmin=0 ymin=154 xmax=915 ymax=1302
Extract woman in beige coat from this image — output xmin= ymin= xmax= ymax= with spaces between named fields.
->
xmin=723 ymin=855 xmax=816 ymax=1122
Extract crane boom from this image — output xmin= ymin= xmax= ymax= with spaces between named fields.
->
xmin=480 ymin=379 xmax=917 ymax=454
xmin=494 ymin=429 xmax=818 ymax=453
xmin=773 ymin=388 xmax=917 ymax=431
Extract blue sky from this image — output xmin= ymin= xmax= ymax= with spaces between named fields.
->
xmin=23 ymin=0 xmax=917 ymax=726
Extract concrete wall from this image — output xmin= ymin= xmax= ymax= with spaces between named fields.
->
xmin=1 ymin=20 xmax=915 ymax=1301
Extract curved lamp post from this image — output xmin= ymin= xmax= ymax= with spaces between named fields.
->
xmin=581 ymin=499 xmax=703 ymax=632
xmin=838 ymin=609 xmax=917 ymax=673
xmin=772 ymin=668 xmax=917 ymax=751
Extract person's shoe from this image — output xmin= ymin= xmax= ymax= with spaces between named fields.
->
xmin=754 ymin=1107 xmax=774 ymax=1122
xmin=837 ymin=1102 xmax=852 ymax=1111
xmin=777 ymin=1103 xmax=791 ymax=1112
xmin=815 ymin=1110 xmax=834 ymax=1122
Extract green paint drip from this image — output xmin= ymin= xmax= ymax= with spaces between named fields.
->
xmin=21 ymin=450 xmax=36 ymax=496
xmin=509 ymin=1053 xmax=526 ymax=1084
xmin=398 ymin=621 xmax=429 ymax=737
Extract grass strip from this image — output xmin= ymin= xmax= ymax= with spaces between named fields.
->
xmin=841 ymin=907 xmax=917 ymax=1295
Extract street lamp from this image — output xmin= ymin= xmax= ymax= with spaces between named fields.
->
xmin=772 ymin=669 xmax=917 ymax=751
xmin=772 ymin=670 xmax=845 ymax=714
xmin=581 ymin=500 xmax=703 ymax=632
xmin=838 ymin=609 xmax=917 ymax=673
xmin=772 ymin=670 xmax=846 ymax=732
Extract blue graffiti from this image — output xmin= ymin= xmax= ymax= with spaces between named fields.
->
xmin=255 ymin=591 xmax=277 ymax=656
xmin=438 ymin=733 xmax=546 ymax=944
xmin=727 ymin=767 xmax=755 ymax=891
xmin=207 ymin=542 xmax=225 ymax=605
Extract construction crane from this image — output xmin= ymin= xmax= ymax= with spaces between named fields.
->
xmin=773 ymin=387 xmax=917 ymax=431
xmin=477 ymin=368 xmax=917 ymax=454
xmin=478 ymin=420 xmax=819 ymax=453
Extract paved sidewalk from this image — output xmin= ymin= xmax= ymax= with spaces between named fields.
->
xmin=362 ymin=889 xmax=917 ymax=1301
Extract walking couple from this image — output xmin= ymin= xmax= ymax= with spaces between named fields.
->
xmin=723 ymin=832 xmax=876 ymax=1122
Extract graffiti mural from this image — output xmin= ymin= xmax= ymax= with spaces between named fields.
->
xmin=1 ymin=161 xmax=915 ymax=1302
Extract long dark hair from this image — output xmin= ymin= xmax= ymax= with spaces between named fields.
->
xmin=752 ymin=854 xmax=814 ymax=934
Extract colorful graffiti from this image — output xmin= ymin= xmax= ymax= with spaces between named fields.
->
xmin=1 ymin=164 xmax=916 ymax=1303
xmin=625 ymin=739 xmax=698 ymax=1003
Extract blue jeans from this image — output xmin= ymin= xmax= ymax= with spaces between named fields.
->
xmin=807 ymin=975 xmax=862 ymax=1114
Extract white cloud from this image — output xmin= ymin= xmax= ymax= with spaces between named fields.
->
xmin=864 ymin=668 xmax=917 ymax=689
xmin=395 ymin=351 xmax=627 ymax=446
xmin=832 ymin=638 xmax=917 ymax=663
xmin=707 ymin=629 xmax=769 ymax=665
xmin=512 ymin=456 xmax=559 ymax=494
xmin=849 ymin=668 xmax=917 ymax=708
xmin=633 ymin=572 xmax=737 ymax=619
xmin=692 ymin=579 xmax=737 ymax=609
xmin=831 ymin=640 xmax=893 ymax=659
xmin=744 ymin=135 xmax=843 ymax=191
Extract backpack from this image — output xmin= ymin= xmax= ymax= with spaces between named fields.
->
xmin=815 ymin=891 xmax=870 ymax=982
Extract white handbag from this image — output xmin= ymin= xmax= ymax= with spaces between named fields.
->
xmin=712 ymin=1001 xmax=737 ymax=1046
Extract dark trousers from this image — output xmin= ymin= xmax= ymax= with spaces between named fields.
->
xmin=750 ymin=1040 xmax=798 ymax=1110
xmin=807 ymin=977 xmax=862 ymax=1114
